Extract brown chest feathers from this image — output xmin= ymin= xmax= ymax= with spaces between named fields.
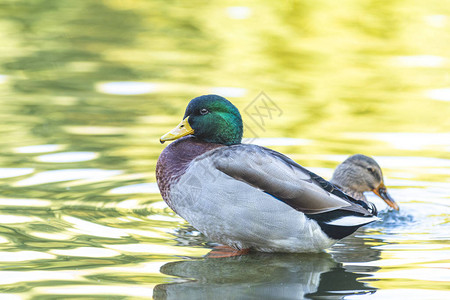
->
xmin=156 ymin=136 xmax=224 ymax=207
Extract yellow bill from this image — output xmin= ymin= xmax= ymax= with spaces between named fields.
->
xmin=160 ymin=117 xmax=194 ymax=144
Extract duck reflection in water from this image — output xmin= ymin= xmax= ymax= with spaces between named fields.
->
xmin=153 ymin=251 xmax=377 ymax=300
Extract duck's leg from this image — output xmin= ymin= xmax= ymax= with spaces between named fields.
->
xmin=206 ymin=245 xmax=250 ymax=258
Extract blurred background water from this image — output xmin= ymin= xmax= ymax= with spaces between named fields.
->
xmin=0 ymin=0 xmax=449 ymax=299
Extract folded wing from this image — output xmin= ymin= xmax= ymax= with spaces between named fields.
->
xmin=209 ymin=144 xmax=377 ymax=239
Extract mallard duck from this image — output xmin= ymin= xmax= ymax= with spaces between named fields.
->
xmin=331 ymin=154 xmax=399 ymax=211
xmin=156 ymin=95 xmax=399 ymax=253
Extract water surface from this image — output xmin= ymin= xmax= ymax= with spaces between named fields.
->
xmin=0 ymin=1 xmax=449 ymax=299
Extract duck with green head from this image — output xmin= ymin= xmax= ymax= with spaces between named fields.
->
xmin=156 ymin=95 xmax=399 ymax=253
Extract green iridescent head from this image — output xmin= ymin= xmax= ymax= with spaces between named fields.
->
xmin=160 ymin=95 xmax=243 ymax=145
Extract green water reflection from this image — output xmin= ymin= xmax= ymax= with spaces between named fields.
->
xmin=0 ymin=0 xmax=449 ymax=299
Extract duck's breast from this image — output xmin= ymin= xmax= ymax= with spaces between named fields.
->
xmin=156 ymin=137 xmax=224 ymax=209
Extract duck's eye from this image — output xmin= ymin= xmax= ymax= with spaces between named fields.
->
xmin=367 ymin=167 xmax=375 ymax=174
xmin=199 ymin=108 xmax=209 ymax=115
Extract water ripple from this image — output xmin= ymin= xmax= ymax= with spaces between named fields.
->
xmin=14 ymin=144 xmax=64 ymax=153
xmin=36 ymin=152 xmax=98 ymax=163
xmin=14 ymin=169 xmax=122 ymax=186
xmin=50 ymin=247 xmax=121 ymax=258
xmin=0 ymin=168 xmax=34 ymax=179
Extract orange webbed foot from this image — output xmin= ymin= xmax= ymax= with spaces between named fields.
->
xmin=206 ymin=245 xmax=250 ymax=258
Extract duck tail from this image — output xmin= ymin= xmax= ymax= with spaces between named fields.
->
xmin=306 ymin=210 xmax=379 ymax=240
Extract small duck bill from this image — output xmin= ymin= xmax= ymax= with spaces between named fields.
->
xmin=373 ymin=182 xmax=399 ymax=211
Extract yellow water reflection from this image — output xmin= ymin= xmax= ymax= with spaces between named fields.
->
xmin=50 ymin=247 xmax=121 ymax=258
xmin=0 ymin=0 xmax=449 ymax=299
xmin=36 ymin=152 xmax=99 ymax=163
xmin=14 ymin=144 xmax=65 ymax=153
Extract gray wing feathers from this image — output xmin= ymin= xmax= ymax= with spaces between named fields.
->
xmin=210 ymin=145 xmax=351 ymax=214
